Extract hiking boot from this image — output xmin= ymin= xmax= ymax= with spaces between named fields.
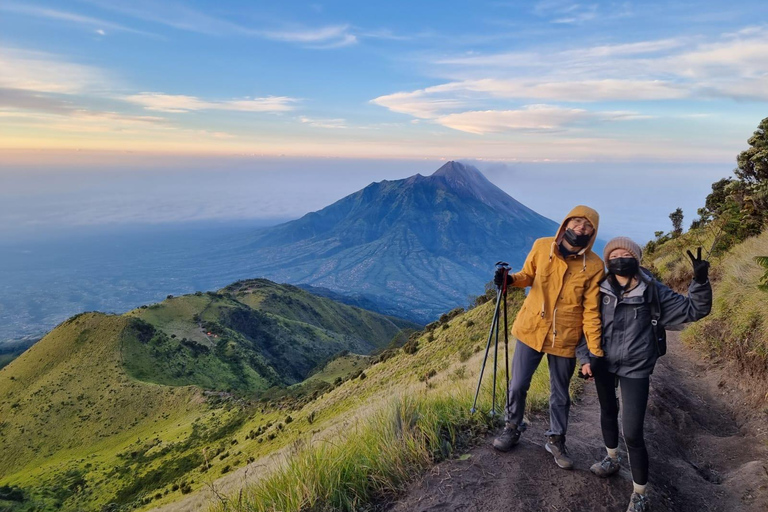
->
xmin=545 ymin=434 xmax=574 ymax=469
xmin=590 ymin=455 xmax=621 ymax=477
xmin=492 ymin=422 xmax=521 ymax=452
xmin=626 ymin=492 xmax=650 ymax=512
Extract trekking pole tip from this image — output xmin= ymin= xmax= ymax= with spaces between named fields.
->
xmin=470 ymin=407 xmax=477 ymax=414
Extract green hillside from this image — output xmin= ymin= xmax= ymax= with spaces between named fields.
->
xmin=0 ymin=279 xmax=419 ymax=511
xmin=0 ymin=313 xmax=205 ymax=510
xmin=0 ymin=283 xmax=555 ymax=512
xmin=647 ymin=228 xmax=768 ymax=376
xmin=123 ymin=283 xmax=418 ymax=392
xmin=642 ymin=116 xmax=768 ymax=377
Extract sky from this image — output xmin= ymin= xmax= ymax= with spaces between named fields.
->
xmin=1 ymin=0 xmax=767 ymax=241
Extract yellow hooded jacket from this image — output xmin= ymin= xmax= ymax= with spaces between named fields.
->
xmin=510 ymin=205 xmax=604 ymax=358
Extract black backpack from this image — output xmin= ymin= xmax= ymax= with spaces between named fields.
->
xmin=648 ymin=279 xmax=666 ymax=356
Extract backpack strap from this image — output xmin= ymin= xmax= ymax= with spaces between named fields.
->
xmin=648 ymin=279 xmax=666 ymax=356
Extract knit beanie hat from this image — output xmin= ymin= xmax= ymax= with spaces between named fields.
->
xmin=603 ymin=236 xmax=642 ymax=262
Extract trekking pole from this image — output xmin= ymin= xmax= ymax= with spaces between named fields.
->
xmin=470 ymin=262 xmax=509 ymax=415
xmin=491 ymin=291 xmax=500 ymax=417
xmin=502 ymin=271 xmax=510 ymax=399
xmin=491 ymin=264 xmax=511 ymax=417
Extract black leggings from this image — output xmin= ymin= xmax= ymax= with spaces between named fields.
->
xmin=593 ymin=370 xmax=650 ymax=485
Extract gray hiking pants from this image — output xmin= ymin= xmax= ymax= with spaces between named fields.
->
xmin=505 ymin=339 xmax=576 ymax=436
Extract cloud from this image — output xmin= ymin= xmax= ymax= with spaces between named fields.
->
xmin=371 ymin=89 xmax=468 ymax=119
xmin=531 ymin=0 xmax=631 ymax=25
xmin=123 ymin=93 xmax=299 ymax=113
xmin=0 ymin=2 xmax=154 ymax=36
xmin=532 ymin=1 xmax=597 ymax=24
xmin=0 ymin=87 xmax=77 ymax=114
xmin=659 ymin=36 xmax=768 ymax=80
xmin=436 ymin=105 xmax=588 ymax=134
xmin=299 ymin=116 xmax=347 ymax=129
xmin=260 ymin=25 xmax=358 ymax=48
xmin=434 ymin=105 xmax=645 ymax=134
xmin=374 ymin=27 xmax=768 ymax=129
xmin=78 ymin=0 xmax=358 ymax=48
xmin=78 ymin=0 xmax=245 ymax=35
xmin=370 ymin=77 xmax=685 ymax=126
xmin=0 ymin=48 xmax=109 ymax=94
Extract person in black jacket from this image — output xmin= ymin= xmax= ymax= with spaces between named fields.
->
xmin=578 ymin=237 xmax=712 ymax=512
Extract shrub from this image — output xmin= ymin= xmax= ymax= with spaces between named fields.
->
xmin=402 ymin=339 xmax=419 ymax=355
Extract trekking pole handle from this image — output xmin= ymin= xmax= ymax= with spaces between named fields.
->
xmin=495 ymin=261 xmax=511 ymax=293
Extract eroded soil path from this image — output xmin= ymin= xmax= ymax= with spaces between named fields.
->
xmin=387 ymin=332 xmax=768 ymax=512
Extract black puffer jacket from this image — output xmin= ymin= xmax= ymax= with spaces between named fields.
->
xmin=580 ymin=268 xmax=712 ymax=378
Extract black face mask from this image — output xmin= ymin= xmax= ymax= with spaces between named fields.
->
xmin=607 ymin=257 xmax=639 ymax=277
xmin=563 ymin=228 xmax=591 ymax=248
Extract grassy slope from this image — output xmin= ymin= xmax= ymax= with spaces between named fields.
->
xmin=124 ymin=286 xmax=416 ymax=392
xmin=156 ymin=291 xmax=557 ymax=512
xmin=646 ymin=227 xmax=768 ymax=375
xmin=1 ymin=286 xmax=556 ymax=512
xmin=226 ymin=279 xmax=419 ymax=340
xmin=680 ymin=230 xmax=768 ymax=373
xmin=0 ymin=313 xmax=204 ymax=509
xmin=302 ymin=354 xmax=371 ymax=385
xmin=0 ymin=282 xmax=419 ymax=511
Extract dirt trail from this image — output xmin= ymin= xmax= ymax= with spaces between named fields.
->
xmin=387 ymin=332 xmax=768 ymax=512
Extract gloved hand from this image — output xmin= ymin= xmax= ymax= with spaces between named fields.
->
xmin=588 ymin=354 xmax=605 ymax=375
xmin=686 ymin=247 xmax=710 ymax=284
xmin=494 ymin=268 xmax=514 ymax=289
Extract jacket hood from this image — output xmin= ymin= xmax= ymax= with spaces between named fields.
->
xmin=556 ymin=205 xmax=600 ymax=255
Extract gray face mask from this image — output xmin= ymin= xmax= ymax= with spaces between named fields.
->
xmin=563 ymin=228 xmax=591 ymax=248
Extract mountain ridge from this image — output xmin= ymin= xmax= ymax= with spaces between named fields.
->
xmin=237 ymin=161 xmax=559 ymax=322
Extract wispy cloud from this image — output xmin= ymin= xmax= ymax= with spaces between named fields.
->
xmin=260 ymin=25 xmax=357 ymax=48
xmin=371 ymin=89 xmax=468 ymax=119
xmin=78 ymin=0 xmax=245 ymax=36
xmin=78 ymin=0 xmax=358 ymax=48
xmin=0 ymin=48 xmax=109 ymax=94
xmin=439 ymin=105 xmax=647 ymax=134
xmin=372 ymin=27 xmax=768 ymax=132
xmin=0 ymin=2 xmax=154 ymax=36
xmin=531 ymin=0 xmax=631 ymax=24
xmin=123 ymin=93 xmax=299 ymax=113
xmin=299 ymin=116 xmax=348 ymax=129
xmin=436 ymin=105 xmax=589 ymax=134
xmin=374 ymin=78 xmax=688 ymax=110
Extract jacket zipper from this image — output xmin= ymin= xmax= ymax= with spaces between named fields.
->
xmin=552 ymin=307 xmax=558 ymax=347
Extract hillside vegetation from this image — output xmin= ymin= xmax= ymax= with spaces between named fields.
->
xmin=644 ymin=116 xmax=768 ymax=379
xmin=0 ymin=313 xmax=205 ymax=510
xmin=206 ymin=288 xmax=562 ymax=512
xmin=123 ymin=280 xmax=416 ymax=392
xmin=0 ymin=279 xmax=417 ymax=511
xmin=648 ymin=229 xmax=768 ymax=378
xmin=0 ymin=283 xmax=554 ymax=512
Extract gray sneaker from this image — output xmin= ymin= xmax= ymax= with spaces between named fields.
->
xmin=492 ymin=423 xmax=521 ymax=452
xmin=626 ymin=492 xmax=650 ymax=512
xmin=545 ymin=434 xmax=573 ymax=469
xmin=590 ymin=455 xmax=621 ymax=477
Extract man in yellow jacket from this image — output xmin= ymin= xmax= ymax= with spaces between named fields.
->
xmin=492 ymin=205 xmax=604 ymax=470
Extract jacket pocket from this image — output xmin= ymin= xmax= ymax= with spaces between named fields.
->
xmin=554 ymin=309 xmax=583 ymax=347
